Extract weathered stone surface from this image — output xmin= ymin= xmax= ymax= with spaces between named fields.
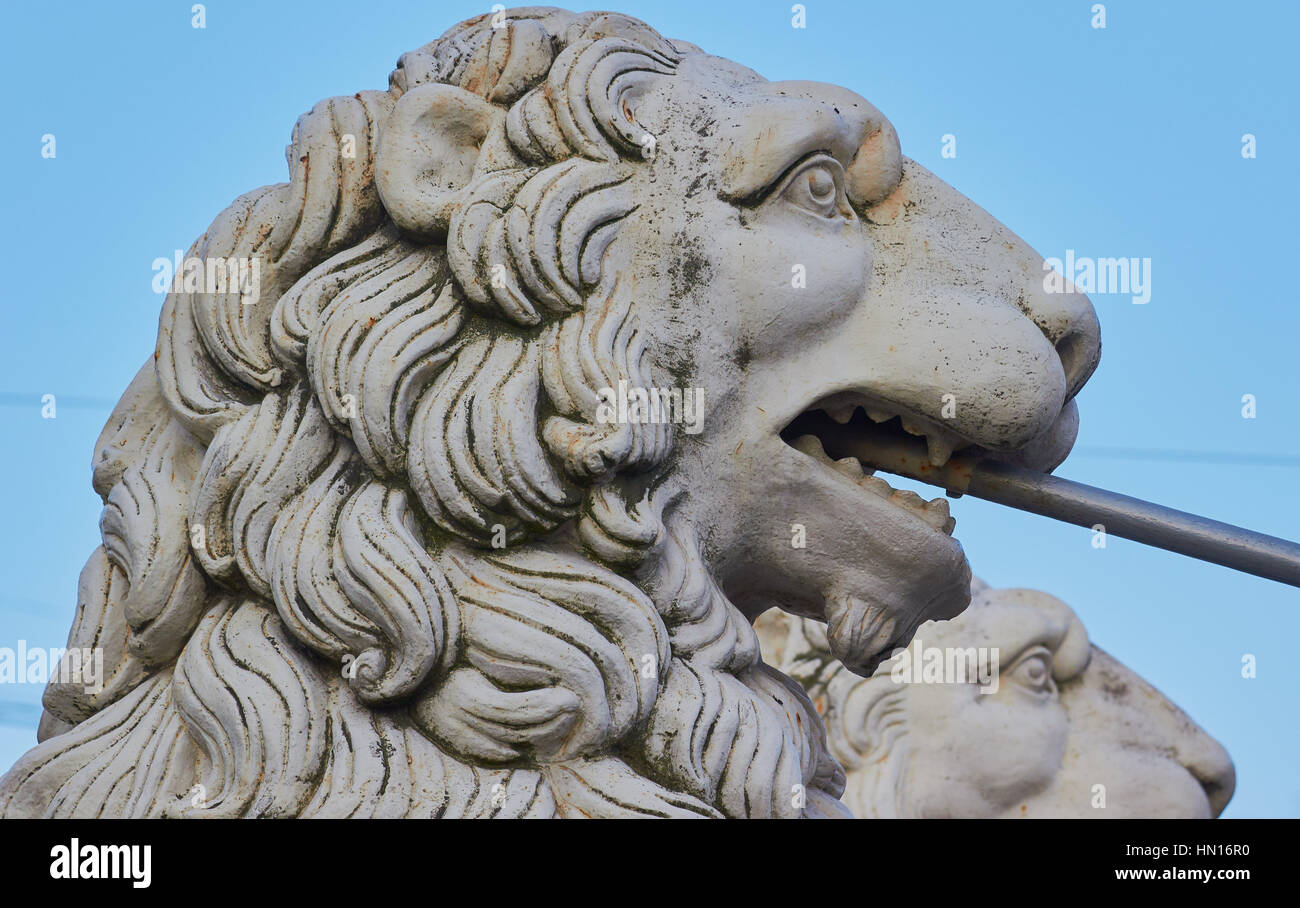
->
xmin=757 ymin=581 xmax=1235 ymax=817
xmin=2 ymin=7 xmax=1111 ymax=818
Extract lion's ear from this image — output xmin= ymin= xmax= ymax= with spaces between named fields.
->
xmin=376 ymin=83 xmax=503 ymax=240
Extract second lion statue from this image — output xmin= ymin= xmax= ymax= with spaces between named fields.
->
xmin=2 ymin=6 xmax=1103 ymax=818
xmin=756 ymin=582 xmax=1235 ymax=818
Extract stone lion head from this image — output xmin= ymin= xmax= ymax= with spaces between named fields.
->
xmin=2 ymin=6 xmax=1100 ymax=818
xmin=757 ymin=582 xmax=1235 ymax=817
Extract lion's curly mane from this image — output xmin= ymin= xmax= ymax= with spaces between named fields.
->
xmin=0 ymin=7 xmax=847 ymax=818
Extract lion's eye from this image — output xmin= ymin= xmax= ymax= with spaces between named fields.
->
xmin=779 ymin=157 xmax=848 ymax=219
xmin=1008 ymin=647 xmax=1056 ymax=698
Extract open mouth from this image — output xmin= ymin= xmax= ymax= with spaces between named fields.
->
xmin=779 ymin=391 xmax=970 ymax=536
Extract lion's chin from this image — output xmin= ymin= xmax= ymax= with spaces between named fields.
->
xmin=821 ymin=564 xmax=971 ymax=677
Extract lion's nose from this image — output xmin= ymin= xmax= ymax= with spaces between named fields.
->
xmin=972 ymin=273 xmax=1101 ymax=472
xmin=1061 ymin=647 xmax=1236 ymax=817
xmin=1017 ymin=274 xmax=1101 ymax=402
xmin=1177 ymin=725 xmax=1237 ymax=817
xmin=1127 ymin=688 xmax=1236 ymax=817
xmin=855 ymin=160 xmax=1104 ymax=456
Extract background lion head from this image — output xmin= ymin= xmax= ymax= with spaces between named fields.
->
xmin=756 ymin=582 xmax=1235 ymax=818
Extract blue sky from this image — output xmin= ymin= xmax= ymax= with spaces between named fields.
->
xmin=0 ymin=1 xmax=1295 ymax=817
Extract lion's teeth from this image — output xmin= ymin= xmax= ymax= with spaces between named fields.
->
xmin=793 ymin=416 xmax=957 ymax=536
xmin=858 ymin=474 xmax=893 ymax=498
xmin=826 ymin=404 xmax=856 ymax=424
xmin=926 ymin=435 xmax=955 ymax=467
xmin=833 ymin=456 xmax=864 ymax=479
xmin=924 ymin=497 xmax=951 ymax=520
xmin=865 ymin=408 xmax=893 ymax=423
xmin=894 ymin=495 xmax=951 ymax=532
xmin=889 ymin=489 xmax=926 ymax=510
xmin=792 ymin=434 xmax=828 ymax=460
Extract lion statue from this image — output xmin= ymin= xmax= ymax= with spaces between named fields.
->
xmin=0 ymin=6 xmax=1101 ymax=818
xmin=756 ymin=581 xmax=1235 ymax=817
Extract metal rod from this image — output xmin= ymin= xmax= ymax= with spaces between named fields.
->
xmin=823 ymin=421 xmax=1300 ymax=589
xmin=964 ymin=461 xmax=1300 ymax=588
